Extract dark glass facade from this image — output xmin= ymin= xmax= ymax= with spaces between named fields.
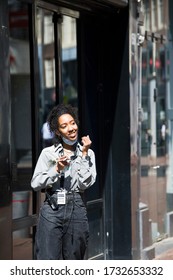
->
xmin=130 ymin=0 xmax=173 ymax=259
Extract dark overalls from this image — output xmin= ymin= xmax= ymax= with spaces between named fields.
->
xmin=35 ymin=191 xmax=89 ymax=260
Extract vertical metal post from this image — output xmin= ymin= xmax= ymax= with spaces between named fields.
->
xmin=53 ymin=13 xmax=63 ymax=104
xmin=136 ymin=38 xmax=142 ymax=259
xmin=136 ymin=0 xmax=145 ymax=259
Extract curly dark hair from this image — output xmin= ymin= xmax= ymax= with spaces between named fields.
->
xmin=47 ymin=103 xmax=79 ymax=144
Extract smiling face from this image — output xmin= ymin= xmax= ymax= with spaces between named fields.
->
xmin=56 ymin=113 xmax=78 ymax=143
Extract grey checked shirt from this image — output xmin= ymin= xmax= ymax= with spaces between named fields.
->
xmin=31 ymin=142 xmax=96 ymax=192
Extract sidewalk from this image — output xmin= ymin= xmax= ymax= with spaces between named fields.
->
xmin=153 ymin=237 xmax=173 ymax=260
xmin=13 ymin=236 xmax=173 ymax=260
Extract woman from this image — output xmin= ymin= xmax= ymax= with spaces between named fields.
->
xmin=31 ymin=104 xmax=96 ymax=260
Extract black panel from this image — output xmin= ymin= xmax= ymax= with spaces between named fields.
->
xmin=78 ymin=7 xmax=131 ymax=259
xmin=0 ymin=1 xmax=11 ymax=206
xmin=0 ymin=0 xmax=12 ymax=260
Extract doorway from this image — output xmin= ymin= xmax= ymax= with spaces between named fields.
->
xmin=9 ymin=0 xmax=130 ymax=260
xmin=33 ymin=2 xmax=106 ymax=259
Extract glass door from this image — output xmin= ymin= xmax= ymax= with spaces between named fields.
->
xmin=34 ymin=0 xmax=80 ymax=241
xmin=9 ymin=0 xmax=35 ymax=259
xmin=35 ymin=5 xmax=79 ymax=151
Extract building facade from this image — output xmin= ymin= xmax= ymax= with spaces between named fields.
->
xmin=130 ymin=0 xmax=173 ymax=259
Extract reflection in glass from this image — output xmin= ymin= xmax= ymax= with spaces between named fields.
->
xmin=62 ymin=15 xmax=78 ymax=107
xmin=140 ymin=1 xmax=172 ymax=248
xmin=36 ymin=8 xmax=56 ymax=149
xmin=13 ymin=226 xmax=33 ymax=259
xmin=87 ymin=207 xmax=103 ymax=259
xmin=36 ymin=9 xmax=78 ymax=150
xmin=9 ymin=0 xmax=33 ymax=259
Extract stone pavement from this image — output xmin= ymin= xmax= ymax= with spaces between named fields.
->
xmin=13 ymin=237 xmax=173 ymax=260
xmin=154 ymin=248 xmax=173 ymax=260
xmin=153 ymin=237 xmax=173 ymax=260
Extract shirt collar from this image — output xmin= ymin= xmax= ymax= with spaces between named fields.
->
xmin=54 ymin=142 xmax=83 ymax=157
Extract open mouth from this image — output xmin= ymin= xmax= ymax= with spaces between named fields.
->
xmin=69 ymin=132 xmax=77 ymax=139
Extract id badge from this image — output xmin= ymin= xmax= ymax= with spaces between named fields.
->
xmin=57 ymin=191 xmax=66 ymax=205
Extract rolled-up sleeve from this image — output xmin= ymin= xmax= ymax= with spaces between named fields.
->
xmin=77 ymin=150 xmax=96 ymax=190
xmin=31 ymin=150 xmax=58 ymax=191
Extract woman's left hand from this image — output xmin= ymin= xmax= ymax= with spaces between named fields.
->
xmin=81 ymin=135 xmax=92 ymax=156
